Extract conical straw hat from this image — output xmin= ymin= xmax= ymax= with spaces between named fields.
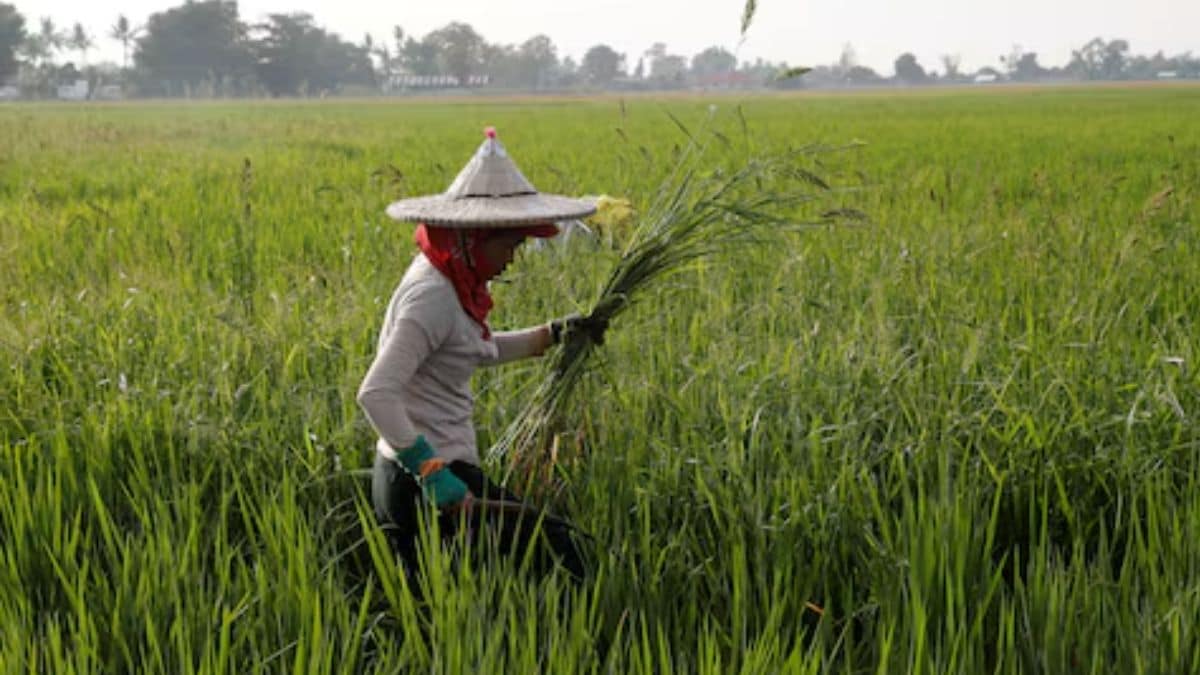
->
xmin=386 ymin=127 xmax=597 ymax=228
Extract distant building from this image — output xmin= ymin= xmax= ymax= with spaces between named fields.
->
xmin=973 ymin=72 xmax=999 ymax=84
xmin=57 ymin=79 xmax=89 ymax=101
xmin=1156 ymin=71 xmax=1178 ymax=80
xmin=385 ymin=73 xmax=490 ymax=90
xmin=0 ymin=83 xmax=18 ymax=101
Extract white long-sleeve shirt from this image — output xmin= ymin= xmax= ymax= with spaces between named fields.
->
xmin=357 ymin=253 xmax=548 ymax=465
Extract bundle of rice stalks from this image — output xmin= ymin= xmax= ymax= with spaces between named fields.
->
xmin=489 ymin=119 xmax=864 ymax=479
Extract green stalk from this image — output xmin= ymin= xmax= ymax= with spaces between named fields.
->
xmin=489 ymin=123 xmax=864 ymax=468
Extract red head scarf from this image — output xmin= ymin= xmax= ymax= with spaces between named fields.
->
xmin=414 ymin=223 xmax=558 ymax=338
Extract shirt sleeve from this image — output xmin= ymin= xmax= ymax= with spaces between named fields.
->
xmin=482 ymin=324 xmax=552 ymax=366
xmin=357 ymin=294 xmax=453 ymax=450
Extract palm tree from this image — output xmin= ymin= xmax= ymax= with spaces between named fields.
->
xmin=374 ymin=44 xmax=393 ymax=87
xmin=18 ymin=34 xmax=48 ymax=69
xmin=69 ymin=23 xmax=92 ymax=66
xmin=38 ymin=17 xmax=63 ymax=61
xmin=19 ymin=26 xmax=57 ymax=97
xmin=108 ymin=14 xmax=139 ymax=72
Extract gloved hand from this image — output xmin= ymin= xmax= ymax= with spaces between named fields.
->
xmin=395 ymin=435 xmax=472 ymax=511
xmin=549 ymin=312 xmax=610 ymax=346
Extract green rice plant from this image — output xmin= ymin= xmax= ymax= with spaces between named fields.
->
xmin=0 ymin=88 xmax=1197 ymax=673
xmin=489 ymin=114 xmax=865 ymax=472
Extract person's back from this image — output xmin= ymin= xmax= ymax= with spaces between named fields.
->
xmin=366 ymin=253 xmax=496 ymax=465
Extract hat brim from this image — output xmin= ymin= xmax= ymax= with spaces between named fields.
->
xmin=386 ymin=193 xmax=597 ymax=228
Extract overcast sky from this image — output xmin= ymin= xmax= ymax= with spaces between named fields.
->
xmin=17 ymin=0 xmax=1200 ymax=75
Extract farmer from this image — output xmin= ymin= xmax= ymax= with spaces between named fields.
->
xmin=358 ymin=128 xmax=604 ymax=580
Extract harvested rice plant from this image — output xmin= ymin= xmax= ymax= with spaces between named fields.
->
xmin=1 ymin=86 xmax=1199 ymax=672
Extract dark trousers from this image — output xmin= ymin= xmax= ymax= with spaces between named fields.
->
xmin=372 ymin=452 xmax=586 ymax=580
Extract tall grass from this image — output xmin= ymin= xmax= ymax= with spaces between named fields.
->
xmin=490 ymin=113 xmax=865 ymax=471
xmin=1 ymin=88 xmax=1198 ymax=672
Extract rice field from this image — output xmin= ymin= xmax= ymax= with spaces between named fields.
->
xmin=1 ymin=86 xmax=1198 ymax=673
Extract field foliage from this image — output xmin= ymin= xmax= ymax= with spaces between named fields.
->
xmin=1 ymin=87 xmax=1199 ymax=673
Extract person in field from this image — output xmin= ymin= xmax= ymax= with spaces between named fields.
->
xmin=358 ymin=128 xmax=605 ymax=580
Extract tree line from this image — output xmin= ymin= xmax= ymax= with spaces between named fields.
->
xmin=816 ymin=41 xmax=1200 ymax=87
xmin=1 ymin=0 xmax=1197 ymax=99
xmin=0 ymin=0 xmax=779 ymax=98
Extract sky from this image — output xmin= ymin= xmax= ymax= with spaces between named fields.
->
xmin=16 ymin=0 xmax=1200 ymax=75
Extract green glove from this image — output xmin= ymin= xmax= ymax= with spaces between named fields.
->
xmin=395 ymin=435 xmax=470 ymax=509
